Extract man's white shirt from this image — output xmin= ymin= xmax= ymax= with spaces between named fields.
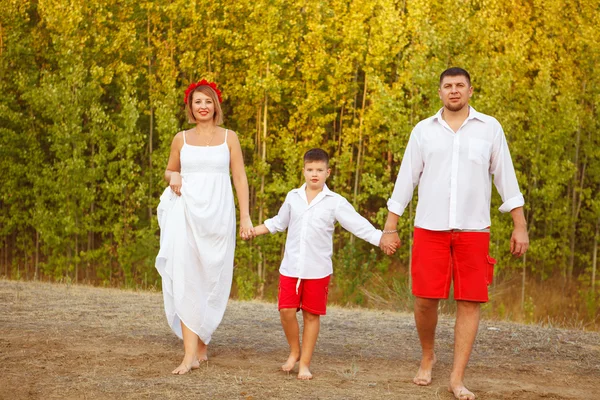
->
xmin=265 ymin=184 xmax=382 ymax=279
xmin=387 ymin=107 xmax=524 ymax=231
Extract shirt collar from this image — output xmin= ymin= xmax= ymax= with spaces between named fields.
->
xmin=292 ymin=183 xmax=335 ymax=206
xmin=433 ymin=106 xmax=485 ymax=124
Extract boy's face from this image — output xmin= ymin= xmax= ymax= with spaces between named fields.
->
xmin=303 ymin=160 xmax=330 ymax=190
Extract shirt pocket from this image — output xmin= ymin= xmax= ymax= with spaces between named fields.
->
xmin=468 ymin=138 xmax=492 ymax=165
xmin=312 ymin=208 xmax=333 ymax=229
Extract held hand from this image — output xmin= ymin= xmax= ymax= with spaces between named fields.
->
xmin=380 ymin=232 xmax=401 ymax=256
xmin=170 ymin=172 xmax=182 ymax=196
xmin=239 ymin=216 xmax=255 ymax=240
xmin=510 ymin=226 xmax=529 ymax=257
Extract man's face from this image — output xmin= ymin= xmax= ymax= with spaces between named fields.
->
xmin=438 ymin=75 xmax=473 ymax=112
xmin=303 ymin=160 xmax=330 ymax=190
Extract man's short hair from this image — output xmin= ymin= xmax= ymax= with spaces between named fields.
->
xmin=440 ymin=67 xmax=471 ymax=87
xmin=303 ymin=148 xmax=329 ymax=166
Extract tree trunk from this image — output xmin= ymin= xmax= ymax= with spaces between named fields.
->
xmin=257 ymin=67 xmax=269 ymax=298
xmin=592 ymin=217 xmax=599 ymax=291
xmin=521 ymin=252 xmax=527 ymax=310
xmin=568 ymin=121 xmax=583 ymax=283
xmin=147 ymin=13 xmax=154 ymax=222
xmin=35 ymin=230 xmax=39 ymax=280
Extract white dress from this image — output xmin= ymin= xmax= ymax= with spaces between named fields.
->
xmin=155 ymin=130 xmax=236 ymax=344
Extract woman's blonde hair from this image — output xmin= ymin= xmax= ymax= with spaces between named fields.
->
xmin=185 ymin=86 xmax=224 ymax=125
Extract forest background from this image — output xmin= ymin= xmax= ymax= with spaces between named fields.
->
xmin=1 ymin=0 xmax=599 ymax=329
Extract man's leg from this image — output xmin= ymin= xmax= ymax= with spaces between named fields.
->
xmin=298 ymin=310 xmax=320 ymax=380
xmin=280 ymin=308 xmax=301 ymax=371
xmin=448 ymin=300 xmax=480 ymax=400
xmin=413 ymin=296 xmax=439 ymax=385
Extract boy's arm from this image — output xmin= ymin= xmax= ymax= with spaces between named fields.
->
xmin=253 ymin=224 xmax=271 ymax=237
xmin=262 ymin=192 xmax=292 ymax=234
xmin=334 ymin=198 xmax=382 ymax=247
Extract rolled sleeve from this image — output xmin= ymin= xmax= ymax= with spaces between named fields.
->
xmin=387 ymin=198 xmax=406 ymax=216
xmin=263 ymin=218 xmax=280 ymax=233
xmin=498 ymin=194 xmax=525 ymax=213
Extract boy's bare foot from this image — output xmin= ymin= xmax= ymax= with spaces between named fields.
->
xmin=448 ymin=384 xmax=475 ymax=400
xmin=297 ymin=364 xmax=313 ymax=380
xmin=413 ymin=353 xmax=436 ymax=385
xmin=281 ymin=353 xmax=300 ymax=372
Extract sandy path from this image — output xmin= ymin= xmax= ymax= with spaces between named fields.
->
xmin=1 ymin=280 xmax=598 ymax=399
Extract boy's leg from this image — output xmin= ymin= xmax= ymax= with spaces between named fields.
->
xmin=298 ymin=310 xmax=320 ymax=380
xmin=278 ymin=274 xmax=302 ymax=371
xmin=172 ymin=320 xmax=200 ymax=374
xmin=297 ymin=275 xmax=330 ymax=380
xmin=280 ymin=308 xmax=301 ymax=371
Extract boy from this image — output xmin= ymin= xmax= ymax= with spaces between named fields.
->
xmin=248 ymin=148 xmax=396 ymax=379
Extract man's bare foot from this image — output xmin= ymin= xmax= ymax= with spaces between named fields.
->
xmin=171 ymin=359 xmax=198 ymax=375
xmin=297 ymin=364 xmax=313 ymax=380
xmin=448 ymin=384 xmax=475 ymax=400
xmin=281 ymin=353 xmax=300 ymax=372
xmin=413 ymin=353 xmax=436 ymax=385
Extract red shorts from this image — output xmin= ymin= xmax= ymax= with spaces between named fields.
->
xmin=278 ymin=274 xmax=331 ymax=315
xmin=411 ymin=227 xmax=496 ymax=302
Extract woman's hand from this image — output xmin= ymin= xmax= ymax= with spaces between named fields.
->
xmin=239 ymin=216 xmax=255 ymax=240
xmin=170 ymin=172 xmax=182 ymax=196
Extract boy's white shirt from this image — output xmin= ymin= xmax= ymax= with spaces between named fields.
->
xmin=264 ymin=183 xmax=382 ymax=279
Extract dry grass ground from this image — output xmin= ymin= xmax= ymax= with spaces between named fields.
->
xmin=1 ymin=280 xmax=599 ymax=399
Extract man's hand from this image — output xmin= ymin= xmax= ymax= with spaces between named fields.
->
xmin=510 ymin=226 xmax=529 ymax=257
xmin=380 ymin=232 xmax=401 ymax=255
xmin=509 ymin=207 xmax=529 ymax=257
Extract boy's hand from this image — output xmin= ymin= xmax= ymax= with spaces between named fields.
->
xmin=380 ymin=233 xmax=400 ymax=255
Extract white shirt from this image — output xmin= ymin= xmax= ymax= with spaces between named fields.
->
xmin=265 ymin=184 xmax=383 ymax=279
xmin=388 ymin=107 xmax=524 ymax=231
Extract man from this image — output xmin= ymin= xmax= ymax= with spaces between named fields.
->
xmin=380 ymin=67 xmax=529 ymax=400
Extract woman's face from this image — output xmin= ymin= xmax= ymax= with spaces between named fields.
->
xmin=191 ymin=91 xmax=216 ymax=122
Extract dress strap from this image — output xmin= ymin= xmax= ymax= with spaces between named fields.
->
xmin=183 ymin=130 xmax=187 ymax=145
xmin=224 ymin=129 xmax=229 ymax=142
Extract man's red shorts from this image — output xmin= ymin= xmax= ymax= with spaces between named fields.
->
xmin=412 ymin=227 xmax=496 ymax=302
xmin=278 ymin=274 xmax=330 ymax=315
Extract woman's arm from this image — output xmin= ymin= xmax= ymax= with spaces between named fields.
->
xmin=228 ymin=130 xmax=253 ymax=238
xmin=164 ymin=132 xmax=184 ymax=195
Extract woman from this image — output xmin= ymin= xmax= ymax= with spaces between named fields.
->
xmin=156 ymin=79 xmax=253 ymax=374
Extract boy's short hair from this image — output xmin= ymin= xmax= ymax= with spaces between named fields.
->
xmin=303 ymin=148 xmax=329 ymax=166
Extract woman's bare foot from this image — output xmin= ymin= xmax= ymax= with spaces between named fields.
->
xmin=197 ymin=340 xmax=208 ymax=362
xmin=297 ymin=364 xmax=312 ymax=380
xmin=171 ymin=358 xmax=199 ymax=375
xmin=281 ymin=352 xmax=300 ymax=372
xmin=413 ymin=353 xmax=436 ymax=385
xmin=448 ymin=384 xmax=475 ymax=400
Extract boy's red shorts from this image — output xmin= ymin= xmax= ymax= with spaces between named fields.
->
xmin=278 ymin=274 xmax=331 ymax=315
xmin=412 ymin=227 xmax=496 ymax=302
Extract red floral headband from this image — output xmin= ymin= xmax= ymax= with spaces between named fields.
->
xmin=184 ymin=79 xmax=223 ymax=104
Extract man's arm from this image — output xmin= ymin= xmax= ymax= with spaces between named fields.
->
xmin=509 ymin=206 xmax=529 ymax=257
xmin=380 ymin=212 xmax=401 ymax=255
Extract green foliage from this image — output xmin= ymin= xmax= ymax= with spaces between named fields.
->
xmin=0 ymin=1 xmax=599 ymax=329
